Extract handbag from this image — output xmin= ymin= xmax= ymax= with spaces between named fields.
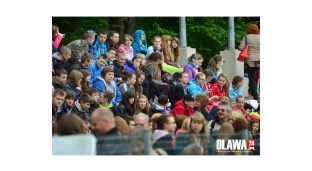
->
xmin=237 ymin=36 xmax=249 ymax=62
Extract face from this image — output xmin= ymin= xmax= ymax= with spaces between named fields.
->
xmin=185 ymin=100 xmax=195 ymax=108
xmin=65 ymin=98 xmax=74 ymax=107
xmin=158 ymin=56 xmax=164 ymax=64
xmin=217 ymin=105 xmax=230 ymax=119
xmin=88 ymin=36 xmax=95 ymax=45
xmin=191 ymin=120 xmax=203 ymax=133
xmin=138 ymin=98 xmax=147 ymax=110
xmin=111 ymin=33 xmax=119 ymax=44
xmin=218 ymin=59 xmax=224 ymax=67
xmin=167 ymin=40 xmax=171 ymax=47
xmin=81 ymin=102 xmax=91 ymax=110
xmin=86 ymin=75 xmax=91 ymax=82
xmin=92 ymin=93 xmax=100 ymax=103
xmin=104 ymin=72 xmax=114 ymax=82
xmin=98 ymin=34 xmax=107 ymax=43
xmin=236 ymin=98 xmax=245 ymax=109
xmin=106 ymin=50 xmax=116 ymax=61
xmin=138 ymin=75 xmax=145 ymax=85
xmin=56 ymin=74 xmax=67 ymax=84
xmin=198 ymin=59 xmax=203 ymax=67
xmin=128 ymin=74 xmax=136 ymax=85
xmin=238 ymin=80 xmax=244 ymax=87
xmin=252 ymin=123 xmax=259 ymax=132
xmin=97 ymin=58 xmax=106 ymax=68
xmin=171 ymin=40 xmax=178 ymax=48
xmin=128 ymin=120 xmax=135 ymax=131
xmin=63 ymin=52 xmax=71 ymax=60
xmin=117 ymin=55 xmax=126 ymax=66
xmin=166 ymin=117 xmax=176 ymax=133
xmin=125 ymin=38 xmax=132 ymax=46
xmin=135 ymin=116 xmax=148 ymax=127
xmin=180 ymin=73 xmax=189 ymax=84
xmin=141 ymin=59 xmax=146 ymax=66
xmin=91 ymin=114 xmax=106 ymax=135
xmin=129 ymin=97 xmax=135 ymax=104
xmin=133 ymin=58 xmax=142 ymax=69
xmin=195 ymin=100 xmax=203 ymax=108
xmin=85 ymin=59 xmax=93 ymax=67
xmin=141 ymin=34 xmax=145 ymax=41
xmin=193 ymin=58 xmax=200 ymax=65
xmin=218 ymin=76 xmax=226 ymax=87
xmin=206 ymin=76 xmax=212 ymax=83
xmin=197 ymin=76 xmax=206 ymax=86
xmin=52 ymin=94 xmax=65 ymax=107
xmin=153 ymin=38 xmax=161 ymax=47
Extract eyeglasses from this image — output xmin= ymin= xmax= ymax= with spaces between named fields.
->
xmin=199 ymin=79 xmax=206 ymax=82
xmin=168 ymin=122 xmax=176 ymax=125
xmin=217 ymin=108 xmax=226 ymax=112
xmin=135 ymin=123 xmax=145 ymax=126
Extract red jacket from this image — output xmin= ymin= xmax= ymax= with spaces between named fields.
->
xmin=210 ymin=82 xmax=226 ymax=103
xmin=170 ymin=99 xmax=194 ymax=117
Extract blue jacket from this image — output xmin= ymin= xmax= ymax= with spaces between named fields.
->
xmin=87 ymin=30 xmax=98 ymax=60
xmin=88 ymin=61 xmax=104 ymax=85
xmin=187 ymin=80 xmax=206 ymax=98
xmin=123 ymin=60 xmax=136 ymax=73
xmin=65 ymin=82 xmax=80 ymax=101
xmin=132 ymin=30 xmax=149 ymax=58
xmin=229 ymin=84 xmax=243 ymax=101
xmin=92 ymin=76 xmax=122 ymax=106
xmin=92 ymin=40 xmax=107 ymax=60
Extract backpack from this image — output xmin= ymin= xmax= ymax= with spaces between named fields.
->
xmin=161 ymin=73 xmax=177 ymax=86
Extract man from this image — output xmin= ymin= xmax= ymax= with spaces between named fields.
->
xmin=152 ymin=115 xmax=176 ymax=155
xmin=52 ymin=46 xmax=71 ymax=73
xmin=88 ymin=54 xmax=107 ymax=85
xmin=91 ymin=107 xmax=129 ymax=155
xmin=52 ymin=89 xmax=66 ymax=122
xmin=170 ymin=94 xmax=195 ymax=117
xmin=67 ymin=31 xmax=95 ymax=62
xmin=207 ymin=100 xmax=232 ymax=135
xmin=134 ymin=113 xmax=150 ymax=128
xmin=69 ymin=52 xmax=93 ymax=73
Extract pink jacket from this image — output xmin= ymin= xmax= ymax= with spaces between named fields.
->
xmin=52 ymin=34 xmax=63 ymax=48
xmin=118 ymin=44 xmax=134 ymax=61
xmin=171 ymin=129 xmax=186 ymax=147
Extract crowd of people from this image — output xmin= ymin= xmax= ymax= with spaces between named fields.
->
xmin=52 ymin=23 xmax=260 ymax=155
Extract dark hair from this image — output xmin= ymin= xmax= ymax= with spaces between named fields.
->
xmin=81 ymin=53 xmax=93 ymax=63
xmin=125 ymin=116 xmax=135 ymax=125
xmin=232 ymin=75 xmax=244 ymax=86
xmin=203 ymin=69 xmax=213 ymax=78
xmin=207 ymin=54 xmax=223 ymax=72
xmin=56 ymin=114 xmax=85 ymax=135
xmin=107 ymin=47 xmax=117 ymax=53
xmin=109 ymin=30 xmax=119 ymax=37
xmin=134 ymin=70 xmax=145 ymax=96
xmin=120 ymin=90 xmax=136 ymax=115
xmin=232 ymin=118 xmax=248 ymax=132
xmin=85 ymin=88 xmax=99 ymax=97
xmin=98 ymin=54 xmax=108 ymax=60
xmin=55 ymin=69 xmax=67 ymax=77
xmin=157 ymin=114 xmax=173 ymax=130
xmin=101 ymin=66 xmax=114 ymax=78
xmin=78 ymin=93 xmax=93 ymax=103
xmin=249 ymin=120 xmax=260 ymax=133
xmin=99 ymin=30 xmax=107 ymax=35
xmin=124 ymin=71 xmax=136 ymax=82
xmin=65 ymin=90 xmax=75 ymax=99
xmin=102 ymin=91 xmax=114 ymax=103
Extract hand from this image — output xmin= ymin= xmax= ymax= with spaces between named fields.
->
xmin=116 ymin=103 xmax=119 ymax=106
xmin=205 ymin=90 xmax=211 ymax=94
xmin=156 ymin=44 xmax=161 ymax=50
xmin=212 ymin=96 xmax=219 ymax=100
xmin=177 ymin=65 xmax=182 ymax=68
xmin=117 ymin=78 xmax=122 ymax=82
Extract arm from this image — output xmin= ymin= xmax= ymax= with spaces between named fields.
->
xmin=92 ymin=80 xmax=105 ymax=95
xmin=183 ymin=65 xmax=193 ymax=80
xmin=118 ymin=83 xmax=127 ymax=95
xmin=132 ymin=43 xmax=140 ymax=56
xmin=238 ymin=36 xmax=246 ymax=50
xmin=52 ymin=34 xmax=63 ymax=48
xmin=88 ymin=65 xmax=95 ymax=85
xmin=111 ymin=83 xmax=122 ymax=106
xmin=147 ymin=46 xmax=154 ymax=55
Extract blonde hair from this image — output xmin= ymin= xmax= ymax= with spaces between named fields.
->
xmin=151 ymin=113 xmax=163 ymax=132
xmin=134 ymin=95 xmax=150 ymax=115
xmin=161 ymin=35 xmax=174 ymax=61
xmin=181 ymin=117 xmax=190 ymax=130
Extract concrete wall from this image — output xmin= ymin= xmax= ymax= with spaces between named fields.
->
xmin=178 ymin=47 xmax=196 ymax=65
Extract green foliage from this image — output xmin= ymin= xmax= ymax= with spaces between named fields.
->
xmin=52 ymin=17 xmax=260 ymax=68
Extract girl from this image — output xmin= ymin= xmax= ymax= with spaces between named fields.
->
xmin=147 ymin=36 xmax=162 ymax=54
xmin=118 ymin=72 xmax=136 ymax=95
xmin=118 ymin=34 xmax=134 ymax=61
xmin=134 ymin=70 xmax=145 ymax=97
xmin=250 ymin=120 xmax=260 ymax=136
xmin=171 ymin=72 xmax=189 ymax=109
xmin=197 ymin=55 xmax=204 ymax=72
xmin=80 ymin=69 xmax=91 ymax=92
xmin=65 ymin=70 xmax=83 ymax=101
xmin=210 ymin=73 xmax=230 ymax=103
xmin=134 ymin=95 xmax=151 ymax=117
xmin=171 ymin=37 xmax=180 ymax=63
xmin=142 ymin=52 xmax=174 ymax=102
xmin=229 ymin=75 xmax=244 ymax=101
xmin=233 ymin=95 xmax=248 ymax=120
xmin=114 ymin=116 xmax=130 ymax=135
xmin=132 ymin=30 xmax=149 ymax=57
xmin=183 ymin=54 xmax=200 ymax=82
xmin=52 ymin=25 xmax=64 ymax=54
xmin=123 ymin=54 xmax=142 ymax=73
xmin=207 ymin=54 xmax=224 ymax=81
xmin=161 ymin=35 xmax=179 ymax=67
xmin=175 ymin=114 xmax=209 ymax=155
xmin=187 ymin=72 xmax=210 ymax=98
xmin=117 ymin=90 xmax=136 ymax=119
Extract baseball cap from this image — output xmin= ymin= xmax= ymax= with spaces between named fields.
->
xmin=183 ymin=94 xmax=195 ymax=102
xmin=158 ymin=94 xmax=169 ymax=104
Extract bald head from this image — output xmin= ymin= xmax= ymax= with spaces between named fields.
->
xmin=92 ymin=107 xmax=114 ymax=122
xmin=91 ymin=107 xmax=115 ymax=135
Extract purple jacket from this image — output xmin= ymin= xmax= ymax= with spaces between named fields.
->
xmin=183 ymin=62 xmax=197 ymax=81
xmin=123 ymin=60 xmax=136 ymax=73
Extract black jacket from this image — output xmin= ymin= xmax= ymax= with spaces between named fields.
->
xmin=116 ymin=104 xmax=133 ymax=119
xmin=96 ymin=127 xmax=130 ymax=155
xmin=152 ymin=134 xmax=176 ymax=155
xmin=69 ymin=61 xmax=88 ymax=74
xmin=171 ymin=84 xmax=187 ymax=109
xmin=194 ymin=107 xmax=210 ymax=121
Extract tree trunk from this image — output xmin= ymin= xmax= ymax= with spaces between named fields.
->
xmin=108 ymin=17 xmax=136 ymax=44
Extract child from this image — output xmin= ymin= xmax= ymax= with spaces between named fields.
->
xmin=250 ymin=120 xmax=259 ymax=136
xmin=118 ymin=34 xmax=134 ymax=61
xmin=52 ymin=25 xmax=64 ymax=54
xmin=52 ymin=46 xmax=71 ymax=72
xmin=147 ymin=36 xmax=162 ymax=54
xmin=113 ymin=52 xmax=127 ymax=83
xmin=229 ymin=75 xmax=244 ymax=101
xmin=171 ymin=72 xmax=189 ymax=109
xmin=132 ymin=30 xmax=149 ymax=57
xmin=52 ymin=69 xmax=67 ymax=91
xmin=206 ymin=54 xmax=224 ymax=81
xmin=233 ymin=95 xmax=248 ymax=120
xmin=73 ymin=93 xmax=93 ymax=126
xmin=62 ymin=90 xmax=75 ymax=114
xmin=85 ymin=88 xmax=100 ymax=114
xmin=92 ymin=30 xmax=107 ymax=60
xmin=106 ymin=47 xmax=117 ymax=67
xmin=82 ymin=119 xmax=91 ymax=134
xmin=210 ymin=73 xmax=230 ymax=103
xmin=99 ymin=91 xmax=121 ymax=117
xmin=106 ymin=30 xmax=119 ymax=50
xmin=88 ymin=54 xmax=107 ymax=85
xmin=202 ymin=69 xmax=214 ymax=92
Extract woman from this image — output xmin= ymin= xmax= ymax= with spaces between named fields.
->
xmin=114 ymin=116 xmax=130 ymax=135
xmin=206 ymin=54 xmax=224 ymax=81
xmin=171 ymin=37 xmax=180 ymax=63
xmin=65 ymin=70 xmax=83 ymax=101
xmin=117 ymin=90 xmax=136 ymax=119
xmin=134 ymin=95 xmax=152 ymax=117
xmin=141 ymin=52 xmax=174 ymax=102
xmin=239 ymin=24 xmax=260 ymax=101
xmin=183 ymin=54 xmax=200 ymax=82
xmin=175 ymin=114 xmax=209 ymax=155
xmin=80 ymin=69 xmax=91 ymax=93
xmin=92 ymin=66 xmax=122 ymax=106
xmin=118 ymin=71 xmax=136 ymax=95
xmin=134 ymin=70 xmax=145 ymax=97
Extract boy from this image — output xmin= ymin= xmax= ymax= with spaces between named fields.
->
xmin=52 ymin=69 xmax=67 ymax=91
xmin=88 ymin=54 xmax=107 ymax=85
xmin=85 ymin=87 xmax=100 ymax=114
xmin=62 ymin=90 xmax=75 ymax=114
xmin=150 ymin=94 xmax=170 ymax=115
xmin=92 ymin=30 xmax=107 ymax=60
xmin=113 ymin=52 xmax=127 ymax=83
xmin=67 ymin=31 xmax=95 ymax=62
xmin=52 ymin=88 xmax=66 ymax=122
xmin=106 ymin=47 xmax=117 ymax=67
xmin=99 ymin=91 xmax=121 ymax=117
xmin=69 ymin=52 xmax=93 ymax=73
xmin=106 ymin=30 xmax=119 ymax=50
xmin=73 ymin=93 xmax=93 ymax=126
xmin=52 ymin=46 xmax=71 ymax=73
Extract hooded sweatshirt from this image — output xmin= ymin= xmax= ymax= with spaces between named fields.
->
xmin=132 ymin=30 xmax=149 ymax=58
